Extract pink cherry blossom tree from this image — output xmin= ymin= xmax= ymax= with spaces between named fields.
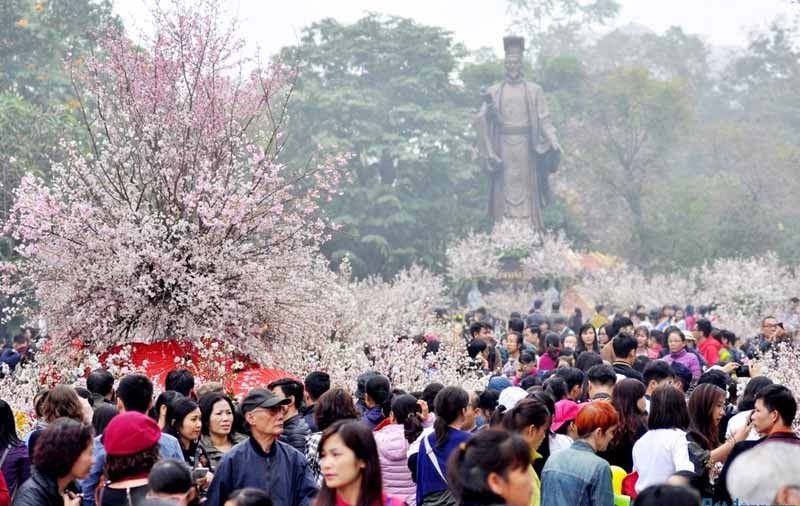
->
xmin=1 ymin=0 xmax=346 ymax=356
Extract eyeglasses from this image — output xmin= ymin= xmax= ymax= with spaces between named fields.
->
xmin=251 ymin=405 xmax=287 ymax=416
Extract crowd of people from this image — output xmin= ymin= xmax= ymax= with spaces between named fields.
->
xmin=0 ymin=299 xmax=798 ymax=506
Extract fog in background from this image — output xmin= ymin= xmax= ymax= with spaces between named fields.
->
xmin=115 ymin=0 xmax=795 ymax=56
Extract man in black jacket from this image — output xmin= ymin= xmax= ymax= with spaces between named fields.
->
xmin=269 ymin=378 xmax=311 ymax=453
xmin=302 ymin=371 xmax=330 ymax=433
xmin=715 ymin=384 xmax=800 ymax=504
xmin=612 ymin=333 xmax=644 ymax=382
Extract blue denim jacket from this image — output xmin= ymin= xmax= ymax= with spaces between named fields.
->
xmin=540 ymin=440 xmax=614 ymax=506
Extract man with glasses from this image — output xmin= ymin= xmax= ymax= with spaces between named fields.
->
xmin=206 ymin=388 xmax=317 ymax=506
xmin=743 ymin=316 xmax=784 ymax=358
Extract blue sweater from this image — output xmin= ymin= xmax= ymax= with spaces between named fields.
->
xmin=415 ymin=428 xmax=471 ymax=505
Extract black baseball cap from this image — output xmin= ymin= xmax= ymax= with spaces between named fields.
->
xmin=240 ymin=388 xmax=291 ymax=413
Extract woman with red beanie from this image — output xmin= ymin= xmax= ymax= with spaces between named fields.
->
xmin=99 ymin=411 xmax=162 ymax=506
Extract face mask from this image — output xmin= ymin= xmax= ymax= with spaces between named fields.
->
xmin=475 ymin=415 xmax=485 ymax=428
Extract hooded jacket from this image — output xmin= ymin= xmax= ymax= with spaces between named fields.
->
xmin=362 ymin=407 xmax=385 ymax=431
xmin=374 ymin=423 xmax=416 ymax=506
xmin=698 ymin=337 xmax=723 ymax=367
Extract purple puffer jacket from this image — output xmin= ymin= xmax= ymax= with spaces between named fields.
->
xmin=373 ymin=423 xmax=416 ymax=506
xmin=663 ymin=349 xmax=702 ymax=379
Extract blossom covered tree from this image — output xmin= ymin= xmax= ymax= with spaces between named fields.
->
xmin=1 ymin=1 xmax=346 ymax=356
xmin=256 ymin=260 xmax=484 ymax=392
xmin=695 ymin=254 xmax=799 ymax=337
xmin=445 ymin=220 xmax=581 ymax=287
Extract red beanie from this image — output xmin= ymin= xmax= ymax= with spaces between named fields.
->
xmin=103 ymin=411 xmax=161 ymax=456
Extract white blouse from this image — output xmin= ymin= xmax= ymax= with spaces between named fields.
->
xmin=632 ymin=428 xmax=695 ymax=493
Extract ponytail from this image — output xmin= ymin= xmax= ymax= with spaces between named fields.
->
xmin=489 ymin=405 xmax=507 ymax=427
xmin=502 ymin=398 xmax=551 ymax=433
xmin=433 ymin=386 xmax=469 ymax=448
xmin=433 ymin=415 xmax=449 ymax=449
xmin=365 ymin=375 xmax=392 ymax=418
xmin=391 ymin=394 xmax=424 ymax=444
xmin=404 ymin=413 xmax=424 ymax=444
xmin=381 ymin=392 xmax=394 ymax=419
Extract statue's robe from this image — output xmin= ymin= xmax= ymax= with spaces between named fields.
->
xmin=476 ymin=79 xmax=560 ymax=231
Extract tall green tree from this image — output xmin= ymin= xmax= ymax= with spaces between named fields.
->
xmin=0 ymin=0 xmax=120 ymax=219
xmin=566 ymin=67 xmax=691 ymax=266
xmin=280 ymin=14 xmax=486 ymax=278
xmin=0 ymin=0 xmax=118 ymax=337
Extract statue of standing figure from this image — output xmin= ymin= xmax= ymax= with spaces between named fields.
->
xmin=475 ymin=36 xmax=562 ymax=232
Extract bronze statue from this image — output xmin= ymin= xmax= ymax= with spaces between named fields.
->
xmin=476 ymin=36 xmax=562 ymax=232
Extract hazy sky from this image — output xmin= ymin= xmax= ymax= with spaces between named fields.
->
xmin=115 ymin=0 xmax=796 ymax=56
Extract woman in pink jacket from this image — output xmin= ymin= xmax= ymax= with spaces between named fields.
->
xmin=373 ymin=394 xmax=424 ymax=506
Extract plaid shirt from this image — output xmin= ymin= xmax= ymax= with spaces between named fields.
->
xmin=305 ymin=431 xmax=323 ymax=488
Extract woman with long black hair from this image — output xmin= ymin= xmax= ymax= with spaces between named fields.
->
xmin=164 ymin=397 xmax=213 ymax=491
xmin=415 ymin=386 xmax=470 ymax=506
xmin=447 ymin=430 xmax=534 ymax=506
xmin=599 ymin=378 xmax=648 ymax=472
xmin=501 ymin=398 xmax=551 ymax=506
xmin=0 ymin=399 xmax=30 ymax=497
xmin=575 ymin=324 xmax=600 ymax=356
xmin=316 ymin=420 xmax=405 ymax=506
xmin=686 ymin=383 xmax=750 ymax=497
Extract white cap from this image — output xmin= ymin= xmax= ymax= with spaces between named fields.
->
xmin=498 ymin=386 xmax=528 ymax=410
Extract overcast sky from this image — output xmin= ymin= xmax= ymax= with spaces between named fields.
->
xmin=115 ymin=0 xmax=797 ymax=57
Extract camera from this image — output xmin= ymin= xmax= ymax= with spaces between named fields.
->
xmin=736 ymin=363 xmax=751 ymax=377
xmin=191 ymin=467 xmax=209 ymax=481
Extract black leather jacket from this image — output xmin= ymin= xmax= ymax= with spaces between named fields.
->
xmin=13 ymin=470 xmax=65 ymax=506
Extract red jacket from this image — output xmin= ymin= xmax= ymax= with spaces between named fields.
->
xmin=699 ymin=338 xmax=722 ymax=367
xmin=0 ymin=470 xmax=9 ymax=506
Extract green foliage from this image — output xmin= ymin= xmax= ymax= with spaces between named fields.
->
xmin=0 ymin=0 xmax=119 ymax=107
xmin=725 ymin=20 xmax=800 ymax=132
xmin=564 ymin=65 xmax=692 ymax=265
xmin=280 ymin=14 xmax=488 ymax=278
xmin=0 ymin=0 xmax=119 ymax=220
xmin=507 ymin=0 xmax=621 ymax=60
xmin=0 ymin=0 xmax=115 ymax=339
xmin=0 ymin=94 xmax=76 ymax=208
xmin=542 ymin=197 xmax=590 ymax=247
